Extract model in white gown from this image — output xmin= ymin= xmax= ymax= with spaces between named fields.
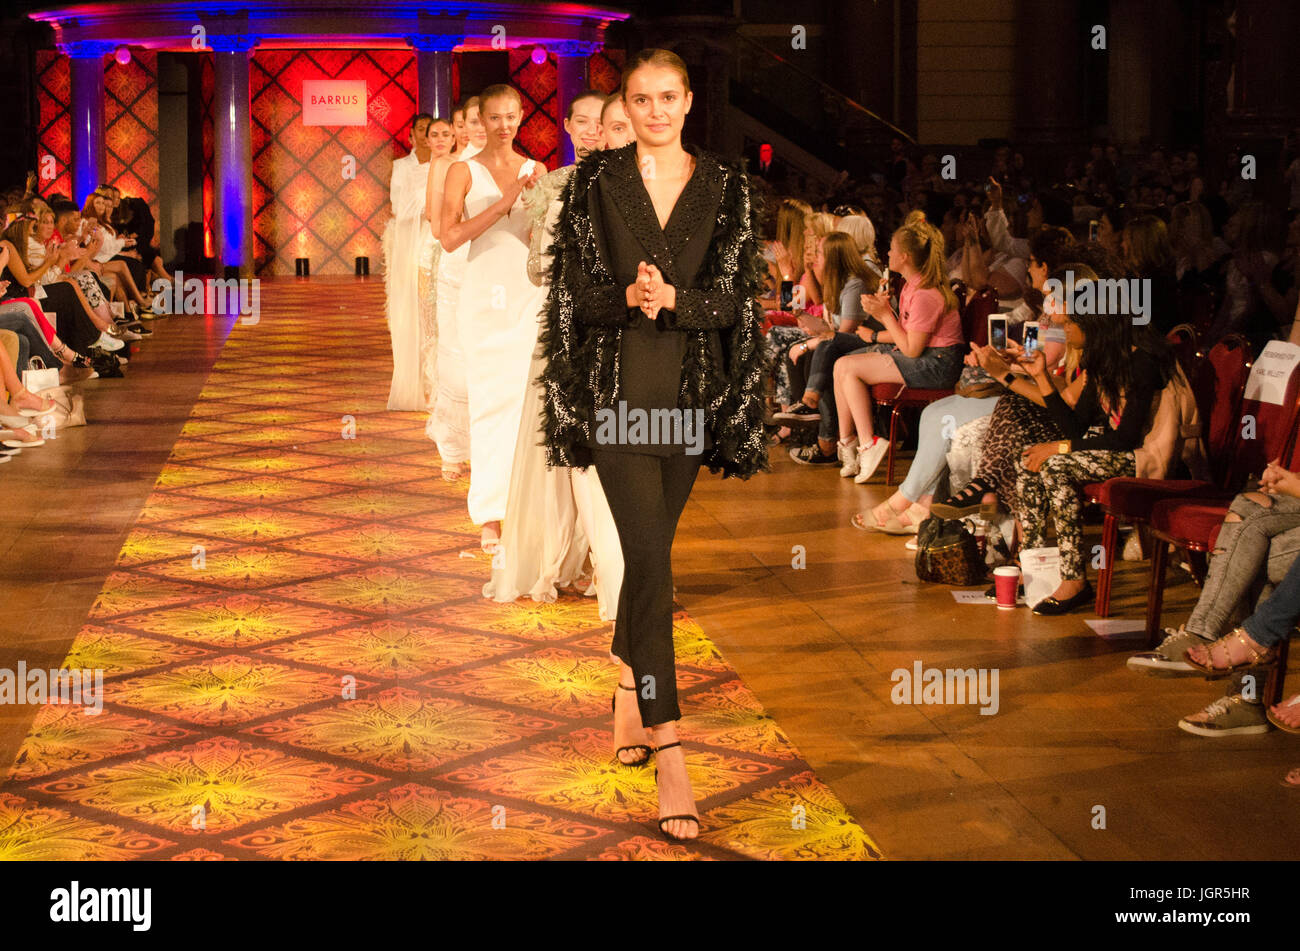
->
xmin=384 ymin=127 xmax=432 ymax=410
xmin=482 ymin=162 xmax=624 ymax=617
xmin=423 ymin=139 xmax=481 ymax=470
xmin=455 ymin=156 xmax=540 ymax=526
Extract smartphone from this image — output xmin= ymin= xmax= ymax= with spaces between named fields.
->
xmin=988 ymin=315 xmax=1008 ymax=351
xmin=780 ymin=280 xmax=795 ymax=310
xmin=1088 ymin=219 xmax=1100 ymax=242
xmin=1022 ymin=321 xmax=1039 ymax=357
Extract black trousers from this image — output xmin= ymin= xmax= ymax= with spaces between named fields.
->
xmin=591 ymin=447 xmax=702 ymax=727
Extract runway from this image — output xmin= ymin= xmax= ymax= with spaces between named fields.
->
xmin=0 ymin=277 xmax=878 ymax=860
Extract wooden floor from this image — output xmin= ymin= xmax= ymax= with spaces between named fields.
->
xmin=3 ymin=275 xmax=1298 ymax=859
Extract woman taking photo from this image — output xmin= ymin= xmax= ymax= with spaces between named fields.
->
xmin=832 ymin=211 xmax=965 ymax=483
xmin=539 ymin=48 xmax=767 ymax=840
xmin=1014 ymin=283 xmax=1173 ymax=615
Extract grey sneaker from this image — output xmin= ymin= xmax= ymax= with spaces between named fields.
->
xmin=1177 ymin=694 xmax=1271 ymax=737
xmin=1126 ymin=626 xmax=1211 ymax=675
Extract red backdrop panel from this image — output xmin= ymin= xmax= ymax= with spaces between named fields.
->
xmin=509 ymin=48 xmax=557 ymax=169
xmin=104 ymin=50 xmax=159 ymax=208
xmin=35 ymin=51 xmax=72 ymax=201
xmin=250 ymin=49 xmax=418 ymax=276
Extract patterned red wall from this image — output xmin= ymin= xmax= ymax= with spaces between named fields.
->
xmin=509 ymin=49 xmax=558 ymax=168
xmin=104 ymin=50 xmax=159 ymax=206
xmin=588 ymin=48 xmax=625 ymax=95
xmin=250 ymin=49 xmax=418 ymax=276
xmin=35 ymin=51 xmax=72 ymax=201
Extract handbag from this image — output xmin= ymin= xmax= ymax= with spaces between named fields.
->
xmin=915 ymin=516 xmax=987 ymax=585
xmin=954 ymin=365 xmax=1003 ymax=400
xmin=21 ymin=356 xmax=61 ymax=394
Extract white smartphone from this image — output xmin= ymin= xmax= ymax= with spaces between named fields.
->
xmin=988 ymin=315 xmax=1008 ymax=351
xmin=1022 ymin=321 xmax=1040 ymax=356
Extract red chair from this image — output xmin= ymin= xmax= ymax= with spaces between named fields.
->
xmin=1087 ymin=334 xmax=1253 ymax=616
xmin=1142 ymin=375 xmax=1300 ymax=646
xmin=869 ymin=286 xmax=997 ymax=485
xmin=1165 ymin=323 xmax=1199 ymax=380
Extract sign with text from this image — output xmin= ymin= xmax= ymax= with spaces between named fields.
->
xmin=1244 ymin=340 xmax=1300 ymax=406
xmin=302 ymin=80 xmax=367 ymax=126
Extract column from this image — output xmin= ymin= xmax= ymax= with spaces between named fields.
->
xmin=63 ymin=41 xmax=114 ymax=206
xmin=211 ymin=35 xmax=257 ymax=278
xmin=411 ymin=35 xmax=461 ymax=119
xmin=553 ymin=41 xmax=599 ymax=167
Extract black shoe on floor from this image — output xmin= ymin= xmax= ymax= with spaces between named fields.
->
xmin=1031 ymin=583 xmax=1095 ymax=616
xmin=788 ymin=445 xmax=839 ymax=466
xmin=773 ymin=402 xmax=821 ymax=423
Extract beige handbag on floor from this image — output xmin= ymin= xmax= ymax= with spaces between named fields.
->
xmin=31 ymin=384 xmax=87 ymax=434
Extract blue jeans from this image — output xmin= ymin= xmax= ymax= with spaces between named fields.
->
xmin=1244 ymin=546 xmax=1300 ymax=648
xmin=899 ymin=393 xmax=1001 ymax=501
xmin=0 ymin=307 xmax=59 ymax=371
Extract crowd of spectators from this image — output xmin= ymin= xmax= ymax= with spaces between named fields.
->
xmin=751 ymin=130 xmax=1300 ymax=774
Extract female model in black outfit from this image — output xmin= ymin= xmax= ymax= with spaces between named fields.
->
xmin=539 ymin=49 xmax=767 ymax=839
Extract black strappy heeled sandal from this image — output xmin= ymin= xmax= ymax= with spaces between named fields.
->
xmin=54 ymin=342 xmax=93 ymax=369
xmin=931 ymin=478 xmax=997 ymax=520
xmin=611 ymin=684 xmax=652 ymax=766
xmin=653 ymin=740 xmax=700 ymax=840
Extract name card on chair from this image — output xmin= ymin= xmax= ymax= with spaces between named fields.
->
xmin=1244 ymin=340 xmax=1300 ymax=406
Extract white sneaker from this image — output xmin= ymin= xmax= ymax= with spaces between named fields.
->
xmin=854 ymin=437 xmax=890 ymax=484
xmin=837 ymin=439 xmax=859 ymax=478
xmin=95 ymin=331 xmax=125 ymax=352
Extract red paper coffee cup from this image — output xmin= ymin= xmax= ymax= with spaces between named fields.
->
xmin=994 ymin=566 xmax=1020 ymax=610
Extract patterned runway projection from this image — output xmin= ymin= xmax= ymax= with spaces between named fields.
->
xmin=0 ymin=280 xmax=880 ymax=861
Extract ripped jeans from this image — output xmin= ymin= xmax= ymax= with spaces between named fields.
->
xmin=1184 ymin=492 xmax=1300 ymax=639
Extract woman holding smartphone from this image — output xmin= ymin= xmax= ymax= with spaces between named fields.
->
xmin=539 ymin=48 xmax=767 ymax=840
xmin=832 ymin=211 xmax=965 ymax=483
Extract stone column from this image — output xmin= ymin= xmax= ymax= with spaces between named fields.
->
xmin=63 ymin=41 xmax=114 ymax=206
xmin=411 ymin=34 xmax=461 ymax=120
xmin=553 ymin=41 xmax=599 ymax=166
xmin=211 ymin=34 xmax=257 ymax=277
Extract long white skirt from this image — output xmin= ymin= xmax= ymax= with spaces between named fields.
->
xmin=425 ymin=238 xmax=471 ymax=464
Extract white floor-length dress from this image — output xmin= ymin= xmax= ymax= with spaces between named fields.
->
xmin=456 ymin=156 xmax=540 ymax=525
xmin=385 ymin=152 xmax=430 ymax=410
xmin=482 ymin=165 xmax=625 ymax=619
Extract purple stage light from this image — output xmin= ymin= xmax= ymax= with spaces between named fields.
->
xmin=531 ymin=45 xmax=547 ymax=65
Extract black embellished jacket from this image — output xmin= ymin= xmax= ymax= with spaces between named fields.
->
xmin=537 ymin=142 xmax=769 ymax=478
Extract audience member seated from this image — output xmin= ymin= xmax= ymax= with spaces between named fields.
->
xmin=831 ymin=211 xmax=966 ymax=483
xmin=1012 ymin=285 xmax=1175 ymax=615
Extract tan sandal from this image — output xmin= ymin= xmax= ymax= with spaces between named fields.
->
xmin=1267 ymin=694 xmax=1300 ymax=735
xmin=1184 ymin=628 xmax=1278 ymax=677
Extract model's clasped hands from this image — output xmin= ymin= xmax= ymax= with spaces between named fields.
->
xmin=629 ymin=260 xmax=675 ymax=320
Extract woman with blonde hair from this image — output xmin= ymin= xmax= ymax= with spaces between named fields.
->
xmin=834 ymin=214 xmax=882 ymax=277
xmin=833 ymin=211 xmax=965 ymax=482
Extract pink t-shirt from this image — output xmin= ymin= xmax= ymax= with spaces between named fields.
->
xmin=898 ymin=276 xmax=963 ymax=348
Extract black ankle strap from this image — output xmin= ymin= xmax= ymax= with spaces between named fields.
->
xmin=654 ymin=740 xmax=681 ymax=753
xmin=617 ymin=683 xmax=637 ymax=692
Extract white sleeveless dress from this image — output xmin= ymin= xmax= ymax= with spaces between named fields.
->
xmin=456 ymin=156 xmax=539 ymax=525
